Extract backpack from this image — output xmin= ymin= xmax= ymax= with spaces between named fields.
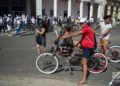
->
xmin=86 ymin=33 xmax=97 ymax=50
xmin=94 ymin=33 xmax=97 ymax=50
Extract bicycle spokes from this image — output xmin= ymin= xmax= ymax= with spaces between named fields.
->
xmin=107 ymin=46 xmax=120 ymax=63
xmin=36 ymin=53 xmax=59 ymax=74
xmin=88 ymin=53 xmax=108 ymax=74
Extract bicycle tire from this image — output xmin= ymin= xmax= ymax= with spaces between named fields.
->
xmin=88 ymin=53 xmax=108 ymax=74
xmin=107 ymin=45 xmax=120 ymax=63
xmin=108 ymin=71 xmax=120 ymax=86
xmin=36 ymin=53 xmax=59 ymax=74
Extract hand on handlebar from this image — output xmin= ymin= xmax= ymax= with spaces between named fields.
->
xmin=60 ymin=34 xmax=70 ymax=39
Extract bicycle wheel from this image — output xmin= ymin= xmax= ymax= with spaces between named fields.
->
xmin=36 ymin=53 xmax=59 ymax=74
xmin=108 ymin=71 xmax=120 ymax=86
xmin=107 ymin=45 xmax=120 ymax=63
xmin=88 ymin=53 xmax=108 ymax=74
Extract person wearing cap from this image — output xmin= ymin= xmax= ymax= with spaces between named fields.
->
xmin=61 ymin=21 xmax=95 ymax=85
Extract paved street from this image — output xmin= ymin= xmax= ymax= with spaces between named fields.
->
xmin=0 ymin=25 xmax=120 ymax=86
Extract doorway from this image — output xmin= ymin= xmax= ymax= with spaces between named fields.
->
xmin=64 ymin=11 xmax=67 ymax=18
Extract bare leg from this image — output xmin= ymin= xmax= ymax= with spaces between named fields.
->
xmin=101 ymin=45 xmax=105 ymax=54
xmin=40 ymin=46 xmax=46 ymax=52
xmin=79 ymin=58 xmax=88 ymax=84
xmin=36 ymin=44 xmax=40 ymax=54
xmin=101 ymin=45 xmax=108 ymax=55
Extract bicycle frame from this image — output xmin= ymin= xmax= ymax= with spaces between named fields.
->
xmin=51 ymin=43 xmax=107 ymax=74
xmin=96 ymin=41 xmax=120 ymax=63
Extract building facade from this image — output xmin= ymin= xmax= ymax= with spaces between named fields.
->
xmin=0 ymin=0 xmax=120 ymax=20
xmin=36 ymin=0 xmax=105 ymax=20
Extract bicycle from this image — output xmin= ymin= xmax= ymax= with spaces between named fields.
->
xmin=35 ymin=39 xmax=108 ymax=75
xmin=95 ymin=34 xmax=120 ymax=63
xmin=108 ymin=67 xmax=120 ymax=86
xmin=106 ymin=45 xmax=120 ymax=63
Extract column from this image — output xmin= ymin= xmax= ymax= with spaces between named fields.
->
xmin=68 ymin=0 xmax=72 ymax=17
xmin=118 ymin=8 xmax=120 ymax=19
xmin=79 ymin=1 xmax=83 ymax=19
xmin=107 ymin=6 xmax=111 ymax=15
xmin=26 ymin=0 xmax=31 ymax=16
xmin=54 ymin=0 xmax=57 ymax=17
xmin=113 ymin=7 xmax=117 ymax=18
xmin=36 ymin=0 xmax=42 ymax=16
xmin=97 ymin=3 xmax=103 ymax=19
xmin=89 ymin=3 xmax=93 ymax=20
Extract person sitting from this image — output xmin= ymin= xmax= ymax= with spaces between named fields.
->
xmin=58 ymin=26 xmax=73 ymax=54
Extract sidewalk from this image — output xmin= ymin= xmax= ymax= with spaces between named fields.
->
xmin=0 ymin=75 xmax=98 ymax=86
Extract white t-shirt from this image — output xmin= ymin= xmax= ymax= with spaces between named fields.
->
xmin=31 ymin=18 xmax=36 ymax=24
xmin=0 ymin=18 xmax=2 ymax=24
xmin=17 ymin=19 xmax=21 ymax=25
xmin=99 ymin=21 xmax=112 ymax=40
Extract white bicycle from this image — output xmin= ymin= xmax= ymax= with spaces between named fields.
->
xmin=36 ymin=40 xmax=108 ymax=75
xmin=106 ymin=45 xmax=120 ymax=63
xmin=108 ymin=67 xmax=120 ymax=86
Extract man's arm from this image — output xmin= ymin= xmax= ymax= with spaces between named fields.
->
xmin=37 ymin=28 xmax=45 ymax=35
xmin=61 ymin=30 xmax=84 ymax=39
xmin=69 ymin=30 xmax=83 ymax=37
xmin=101 ymin=28 xmax=111 ymax=35
xmin=40 ymin=28 xmax=45 ymax=35
xmin=94 ymin=24 xmax=100 ymax=31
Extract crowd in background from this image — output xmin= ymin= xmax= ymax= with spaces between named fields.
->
xmin=0 ymin=14 xmax=49 ymax=36
xmin=0 ymin=13 xmax=120 ymax=36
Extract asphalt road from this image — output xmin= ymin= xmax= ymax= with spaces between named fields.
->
xmin=0 ymin=25 xmax=120 ymax=86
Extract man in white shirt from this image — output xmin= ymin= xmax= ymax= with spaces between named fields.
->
xmin=0 ymin=16 xmax=3 ymax=33
xmin=94 ymin=15 xmax=112 ymax=55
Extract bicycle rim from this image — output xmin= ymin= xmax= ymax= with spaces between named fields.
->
xmin=108 ymin=72 xmax=120 ymax=86
xmin=36 ymin=53 xmax=59 ymax=74
xmin=107 ymin=46 xmax=120 ymax=63
xmin=88 ymin=53 xmax=108 ymax=74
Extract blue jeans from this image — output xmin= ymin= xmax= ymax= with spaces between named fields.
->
xmin=16 ymin=25 xmax=20 ymax=35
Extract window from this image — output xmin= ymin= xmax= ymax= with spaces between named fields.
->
xmin=42 ymin=9 xmax=45 ymax=16
xmin=50 ymin=10 xmax=53 ymax=16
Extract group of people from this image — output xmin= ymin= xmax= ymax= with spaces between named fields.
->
xmin=0 ymin=14 xmax=35 ymax=36
xmin=35 ymin=15 xmax=112 ymax=85
xmin=0 ymin=14 xmax=52 ymax=37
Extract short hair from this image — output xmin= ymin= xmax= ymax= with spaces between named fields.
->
xmin=103 ymin=15 xmax=111 ymax=19
xmin=84 ymin=20 xmax=91 ymax=26
xmin=64 ymin=25 xmax=71 ymax=32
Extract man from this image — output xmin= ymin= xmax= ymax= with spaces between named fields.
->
xmin=6 ymin=14 xmax=13 ymax=36
xmin=94 ymin=15 xmax=112 ymax=55
xmin=61 ymin=22 xmax=95 ymax=84
xmin=0 ymin=16 xmax=3 ymax=33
